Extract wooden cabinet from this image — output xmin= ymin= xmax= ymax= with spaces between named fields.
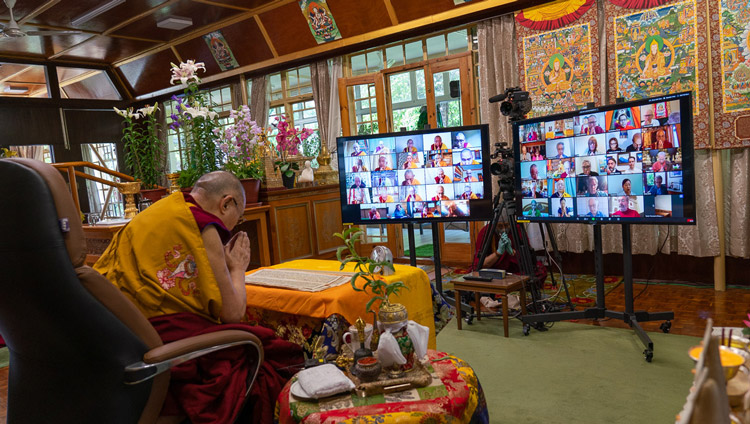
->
xmin=260 ymin=185 xmax=344 ymax=264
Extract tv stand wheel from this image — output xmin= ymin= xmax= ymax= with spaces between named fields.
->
xmin=523 ymin=323 xmax=531 ymax=336
xmin=644 ymin=349 xmax=653 ymax=363
xmin=466 ymin=315 xmax=474 ymax=325
xmin=660 ymin=320 xmax=671 ymax=333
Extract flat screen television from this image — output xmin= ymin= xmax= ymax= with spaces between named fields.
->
xmin=512 ymin=91 xmax=695 ymax=225
xmin=337 ymin=124 xmax=493 ymax=224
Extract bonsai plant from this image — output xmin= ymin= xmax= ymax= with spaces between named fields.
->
xmin=334 ymin=227 xmax=407 ymax=314
xmin=114 ymin=103 xmax=166 ymax=202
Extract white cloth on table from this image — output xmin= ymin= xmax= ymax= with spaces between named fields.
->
xmin=295 ymin=363 xmax=354 ymax=398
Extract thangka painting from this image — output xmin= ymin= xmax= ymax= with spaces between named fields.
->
xmin=606 ymin=0 xmax=710 ymax=149
xmin=202 ymin=31 xmax=239 ymax=71
xmin=517 ymin=21 xmax=599 ymax=118
xmin=709 ymin=0 xmax=750 ymax=147
xmin=299 ymin=0 xmax=341 ymax=44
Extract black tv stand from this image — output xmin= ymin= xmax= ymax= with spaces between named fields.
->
xmin=520 ymin=223 xmax=673 ymax=362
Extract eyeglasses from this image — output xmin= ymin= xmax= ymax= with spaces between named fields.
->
xmin=230 ymin=197 xmax=245 ymax=226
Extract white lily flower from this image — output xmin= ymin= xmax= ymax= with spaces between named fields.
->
xmin=207 ymin=110 xmax=218 ymax=120
xmin=184 ymin=106 xmax=207 ymax=119
xmin=128 ymin=109 xmax=142 ymax=119
xmin=137 ymin=103 xmax=158 ymax=116
xmin=113 ymin=107 xmax=128 ymax=118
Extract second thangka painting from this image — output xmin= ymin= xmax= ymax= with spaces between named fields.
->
xmin=299 ymin=0 xmax=341 ymax=44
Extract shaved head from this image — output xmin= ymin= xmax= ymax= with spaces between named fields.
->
xmin=192 ymin=171 xmax=245 ymax=204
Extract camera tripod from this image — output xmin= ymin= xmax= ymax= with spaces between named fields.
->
xmin=468 ymin=191 xmax=574 ymax=330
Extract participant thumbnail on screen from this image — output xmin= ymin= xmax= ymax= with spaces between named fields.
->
xmin=575 ymin=134 xmax=606 ymax=156
xmin=548 ymin=158 xmax=574 ymax=178
xmin=426 ymin=184 xmax=454 ymax=201
xmin=576 ymin=197 xmax=609 ymax=218
xmin=347 ymin=187 xmax=371 ymax=205
xmin=370 ymin=137 xmax=395 ymax=154
xmin=575 ymin=156 xmax=603 ymax=176
xmin=426 ymin=150 xmax=453 ymax=167
xmin=605 ymin=107 xmax=640 ymax=131
xmin=398 ymin=152 xmax=425 ymax=169
xmin=451 ymin=130 xmax=481 ymax=149
xmin=551 ymin=197 xmax=575 ymax=218
xmin=577 ymin=175 xmax=608 ymax=197
xmin=371 ymin=170 xmax=397 ymax=187
xmin=347 ymin=140 xmax=370 ymax=156
xmin=440 ymin=200 xmax=470 ymax=217
xmin=347 ymin=172 xmax=370 ymax=188
xmin=546 ymin=138 xmax=574 ymax=159
xmin=371 ymin=154 xmax=395 ymax=171
xmin=454 ymin=165 xmax=483 ymax=182
xmin=347 ymin=156 xmax=370 ymax=172
xmin=373 ymin=186 xmax=399 ymax=203
xmin=424 ymin=132 xmax=451 ymax=151
xmin=608 ymin=174 xmax=644 ymax=196
xmin=643 ymin=149 xmax=681 ymax=172
xmin=399 ymin=185 xmax=426 ymax=202
xmin=548 ymin=177 xmax=575 ymax=198
xmin=398 ymin=169 xmax=425 ymax=186
xmin=361 ymin=204 xmax=387 ymax=220
xmin=455 ymin=182 xmax=482 ymax=200
xmin=427 ymin=166 xmax=453 ymax=184
xmin=396 ymin=135 xmax=423 ymax=153
xmin=575 ymin=112 xmax=606 ymax=136
xmin=521 ymin=199 xmax=549 ymax=217
xmin=609 ymin=195 xmax=644 ymax=217
xmin=520 ymin=160 xmax=546 ymax=180
xmin=521 ymin=178 xmax=548 ymax=198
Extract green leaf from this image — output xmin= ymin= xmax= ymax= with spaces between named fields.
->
xmin=336 ymin=246 xmax=347 ymax=262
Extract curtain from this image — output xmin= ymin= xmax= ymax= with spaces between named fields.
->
xmin=10 ymin=145 xmax=44 ymax=161
xmin=723 ymin=148 xmax=750 ymax=258
xmin=310 ymin=57 xmax=343 ymax=168
xmin=250 ymin=75 xmax=268 ymax=126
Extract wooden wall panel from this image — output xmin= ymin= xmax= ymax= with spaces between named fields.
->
xmin=112 ymin=0 xmax=243 ymax=42
xmin=325 ymin=0 xmax=392 ymax=37
xmin=32 ymin=0 xmax=170 ymax=33
xmin=274 ymin=203 xmax=313 ymax=262
xmin=212 ymin=18 xmax=275 ymax=66
xmin=390 ymin=0 xmax=466 ymax=24
xmin=258 ymin=2 xmax=317 ymax=57
xmin=64 ymin=110 xmax=122 ymax=145
xmin=0 ymin=105 xmax=64 ymax=145
xmin=313 ymin=198 xmax=343 ymax=254
xmin=174 ymin=36 xmax=225 ymax=77
xmin=116 ymin=48 xmax=178 ymax=96
xmin=59 ymin=36 xmax=160 ymax=64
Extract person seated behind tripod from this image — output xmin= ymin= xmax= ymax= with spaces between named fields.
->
xmin=472 ymin=220 xmax=548 ymax=288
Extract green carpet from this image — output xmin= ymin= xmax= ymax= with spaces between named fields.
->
xmin=437 ymin=320 xmax=698 ymax=424
xmin=403 ymin=244 xmax=434 ymax=258
xmin=0 ymin=347 xmax=8 ymax=368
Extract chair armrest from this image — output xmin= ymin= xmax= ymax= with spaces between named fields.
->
xmin=124 ymin=330 xmax=263 ymax=385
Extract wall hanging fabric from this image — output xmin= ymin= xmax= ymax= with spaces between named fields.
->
xmin=515 ymin=0 xmax=595 ymax=31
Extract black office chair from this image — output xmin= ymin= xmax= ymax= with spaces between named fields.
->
xmin=0 ymin=158 xmax=263 ymax=423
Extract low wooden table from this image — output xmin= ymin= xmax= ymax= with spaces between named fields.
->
xmin=453 ymin=273 xmax=529 ymax=337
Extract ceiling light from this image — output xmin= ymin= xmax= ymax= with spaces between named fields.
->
xmin=71 ymin=0 xmax=126 ymax=27
xmin=156 ymin=16 xmax=193 ymax=31
xmin=4 ymin=85 xmax=29 ymax=94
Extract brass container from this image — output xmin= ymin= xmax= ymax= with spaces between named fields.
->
xmin=118 ymin=181 xmax=141 ymax=219
xmin=378 ymin=302 xmax=408 ymax=325
xmin=166 ymin=172 xmax=181 ymax=194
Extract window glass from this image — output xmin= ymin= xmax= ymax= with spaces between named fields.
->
xmin=385 ymin=45 xmax=404 ymax=68
xmin=0 ymin=62 xmax=49 ymax=98
xmin=57 ymin=67 xmax=121 ymax=100
xmin=81 ymin=143 xmax=123 ymax=218
xmin=351 ymin=54 xmax=367 ymax=76
xmin=447 ymin=30 xmax=469 ymax=55
xmin=426 ymin=35 xmax=446 ymax=59
xmin=404 ymin=41 xmax=423 ymax=64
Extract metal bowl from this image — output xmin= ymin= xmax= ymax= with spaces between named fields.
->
xmin=688 ymin=345 xmax=746 ymax=381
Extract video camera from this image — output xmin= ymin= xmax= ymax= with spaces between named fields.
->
xmin=489 ymin=87 xmax=532 ymax=122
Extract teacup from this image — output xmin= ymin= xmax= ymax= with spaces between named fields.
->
xmin=343 ymin=323 xmax=373 ymax=352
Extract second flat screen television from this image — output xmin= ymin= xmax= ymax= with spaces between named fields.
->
xmin=513 ymin=92 xmax=695 ymax=225
xmin=337 ymin=125 xmax=492 ymax=224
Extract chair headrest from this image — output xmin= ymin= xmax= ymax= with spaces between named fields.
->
xmin=4 ymin=158 xmax=87 ymax=268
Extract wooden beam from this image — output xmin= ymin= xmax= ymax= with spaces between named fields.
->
xmin=140 ymin=0 xmax=536 ymax=92
xmin=18 ymin=0 xmax=61 ymax=26
xmin=382 ymin=0 xmax=399 ymax=26
xmin=190 ymin=0 xmax=255 ymax=11
xmin=170 ymin=45 xmax=183 ymax=63
xmin=0 ymin=66 xmax=34 ymax=84
xmin=254 ymin=14 xmax=278 ymax=58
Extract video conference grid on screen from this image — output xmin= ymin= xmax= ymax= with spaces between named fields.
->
xmin=515 ymin=93 xmax=693 ymax=223
xmin=341 ymin=128 xmax=487 ymax=222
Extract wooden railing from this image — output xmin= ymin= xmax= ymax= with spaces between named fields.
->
xmin=52 ymin=161 xmax=135 ymax=219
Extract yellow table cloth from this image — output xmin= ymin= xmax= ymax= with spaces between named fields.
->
xmin=245 ymin=259 xmax=436 ymax=349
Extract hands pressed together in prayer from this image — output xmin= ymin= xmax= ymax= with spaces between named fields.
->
xmin=225 ymin=231 xmax=251 ymax=274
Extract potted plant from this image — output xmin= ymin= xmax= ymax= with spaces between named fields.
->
xmin=168 ymin=60 xmax=221 ymax=189
xmin=334 ymin=227 xmax=407 ymax=316
xmin=114 ymin=104 xmax=167 ymax=204
xmin=272 ymin=115 xmax=314 ymax=189
xmin=214 ymin=105 xmax=265 ymax=205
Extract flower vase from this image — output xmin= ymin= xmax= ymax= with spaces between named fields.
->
xmin=240 ymin=178 xmax=261 ymax=205
xmin=281 ymin=173 xmax=295 ymax=189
